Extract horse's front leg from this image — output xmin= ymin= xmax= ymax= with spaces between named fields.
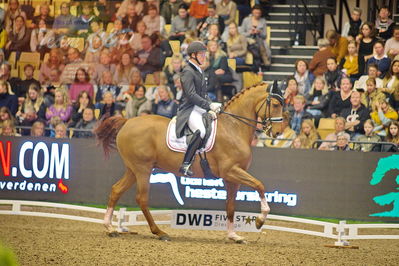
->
xmin=224 ymin=165 xmax=270 ymax=230
xmin=225 ymin=181 xmax=246 ymax=243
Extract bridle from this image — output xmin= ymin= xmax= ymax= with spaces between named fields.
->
xmin=220 ymin=92 xmax=284 ymax=135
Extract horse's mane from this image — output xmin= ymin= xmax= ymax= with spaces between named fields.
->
xmin=224 ymin=82 xmax=268 ymax=109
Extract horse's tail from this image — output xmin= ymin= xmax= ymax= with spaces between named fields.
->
xmin=94 ymin=116 xmax=128 ymax=158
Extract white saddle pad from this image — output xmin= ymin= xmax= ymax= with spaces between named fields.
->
xmin=166 ymin=117 xmax=217 ymax=153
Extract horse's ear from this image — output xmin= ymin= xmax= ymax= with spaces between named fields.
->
xmin=270 ymin=80 xmax=284 ymax=105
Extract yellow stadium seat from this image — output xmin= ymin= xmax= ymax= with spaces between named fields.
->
xmin=8 ymin=52 xmax=16 ymax=68
xmin=245 ymin=52 xmax=253 ymax=65
xmin=106 ymin=22 xmax=114 ymax=33
xmin=145 ymin=74 xmax=155 ymax=85
xmin=317 ymin=118 xmax=336 ymax=140
xmin=227 ymin=58 xmax=236 ymax=71
xmin=163 ymin=57 xmax=172 ymax=68
xmin=169 ymin=40 xmax=180 ymax=55
xmin=20 ymin=52 xmax=41 ymax=65
xmin=10 ymin=68 xmax=18 ymax=78
xmin=43 ymin=53 xmax=50 ymax=64
xmin=164 ymin=24 xmax=171 ymax=35
xmin=70 ymin=5 xmax=77 ymax=16
xmin=243 ymin=72 xmax=262 ymax=88
xmin=94 ymin=109 xmax=100 ymax=120
xmin=67 ymin=37 xmax=85 ymax=52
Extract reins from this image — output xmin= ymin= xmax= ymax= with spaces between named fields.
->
xmin=219 ymin=110 xmax=265 ymax=133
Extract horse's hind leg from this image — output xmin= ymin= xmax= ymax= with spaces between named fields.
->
xmin=104 ymin=168 xmax=136 ymax=234
xmin=225 ymin=181 xmax=246 ymax=243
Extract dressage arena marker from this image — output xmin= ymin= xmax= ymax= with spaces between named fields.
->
xmin=1 ymin=200 xmax=398 ymax=246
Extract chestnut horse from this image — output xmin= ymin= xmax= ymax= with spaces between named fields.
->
xmin=95 ymin=82 xmax=283 ymax=242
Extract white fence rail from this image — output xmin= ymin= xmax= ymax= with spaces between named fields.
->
xmin=1 ymin=200 xmax=398 ymax=246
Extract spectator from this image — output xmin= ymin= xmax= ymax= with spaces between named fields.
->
xmin=326 ymin=29 xmax=348 ymax=63
xmin=291 ymin=136 xmax=305 ymax=149
xmin=367 ymin=40 xmax=391 ymax=78
xmin=69 ymin=68 xmax=94 ymax=103
xmin=381 ymin=59 xmax=399 ymax=95
xmin=385 ymin=26 xmax=399 ymax=59
xmin=355 ymin=119 xmax=381 ymax=152
xmin=18 ymin=64 xmax=40 ymax=99
xmin=113 ymin=53 xmax=138 ymax=87
xmin=333 ymin=131 xmax=351 ymax=151
xmin=30 ymin=19 xmax=55 ymax=58
xmin=226 ymin=22 xmax=247 ymax=66
xmin=340 ymin=90 xmax=370 ymax=139
xmin=265 ymin=111 xmax=296 ymax=148
xmin=84 ymin=34 xmax=103 ymax=64
xmin=128 ymin=20 xmax=146 ymax=53
xmin=309 ymin=38 xmax=336 ymax=77
xmin=164 ymin=54 xmax=183 ymax=96
xmin=161 ymin=0 xmax=182 ymax=25
xmin=152 ymin=85 xmax=178 ymax=118
xmin=18 ymin=83 xmax=46 ymax=121
xmin=0 ymin=119 xmax=19 ymax=136
xmin=341 ymin=7 xmax=362 ymax=41
xmin=386 ymin=121 xmax=399 ymax=146
xmin=54 ymin=122 xmax=67 ymax=138
xmin=96 ymin=71 xmax=122 ymax=103
xmin=4 ymin=0 xmax=27 ymax=34
xmin=207 ymin=40 xmax=234 ymax=91
xmin=125 ymin=85 xmax=152 ymax=118
xmin=0 ymin=63 xmax=20 ymax=95
xmin=173 ymin=73 xmax=183 ymax=103
xmin=327 ymin=77 xmax=353 ymax=118
xmin=94 ymin=0 xmax=116 ymax=25
xmin=0 ymin=106 xmax=15 ymax=128
xmin=18 ymin=105 xmax=42 ymax=136
xmin=294 ymin=60 xmax=313 ymax=95
xmin=305 ymin=76 xmax=330 ymax=119
xmin=169 ymin=4 xmax=196 ymax=43
xmin=74 ymin=2 xmax=95 ymax=36
xmin=133 ymin=35 xmax=162 ymax=79
xmin=86 ymin=19 xmax=106 ymax=49
xmin=375 ymin=6 xmax=394 ymax=41
xmin=371 ymin=97 xmax=398 ymax=137
xmin=122 ymin=3 xmax=141 ymax=33
xmin=198 ymin=3 xmax=225 ymax=41
xmin=142 ymin=4 xmax=161 ymax=36
xmin=189 ymin=0 xmax=209 ymax=21
xmin=104 ymin=19 xmax=123 ymax=49
xmin=116 ymin=0 xmax=146 ymax=19
xmin=354 ymin=63 xmax=383 ymax=91
xmin=73 ymin=107 xmax=96 ymax=138
xmin=319 ymin=117 xmax=349 ymax=150
xmin=324 ymin=57 xmax=345 ymax=91
xmin=45 ymin=88 xmax=72 ymax=124
xmin=90 ymin=49 xmax=116 ymax=86
xmin=298 ymin=119 xmax=319 ymax=149
xmin=42 ymin=70 xmax=61 ymax=107
xmin=124 ymin=69 xmax=143 ymax=98
xmin=283 ymin=76 xmax=299 ymax=111
xmin=70 ymin=91 xmax=95 ymax=128
xmin=339 ymin=40 xmax=364 ymax=82
xmin=216 ymin=0 xmax=237 ymax=25
xmin=0 ymin=80 xmax=17 ymax=115
xmin=98 ymin=91 xmax=121 ymax=120
xmin=360 ymin=77 xmax=386 ymax=111
xmin=60 ymin=47 xmax=86 ymax=85
xmin=30 ymin=120 xmax=45 ymax=137
xmin=356 ymin=22 xmax=377 ymax=62
xmin=53 ymin=2 xmax=76 ymax=36
xmin=5 ymin=15 xmax=31 ymax=59
xmin=203 ymin=24 xmax=225 ymax=50
xmin=290 ymin=95 xmax=313 ymax=134
xmin=31 ymin=3 xmax=54 ymax=29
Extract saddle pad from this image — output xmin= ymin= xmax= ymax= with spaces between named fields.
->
xmin=166 ymin=117 xmax=217 ymax=153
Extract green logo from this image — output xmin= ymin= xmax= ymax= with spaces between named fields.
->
xmin=370 ymin=155 xmax=399 ymax=217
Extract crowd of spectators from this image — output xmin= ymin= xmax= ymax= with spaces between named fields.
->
xmin=0 ymin=0 xmax=397 ymax=152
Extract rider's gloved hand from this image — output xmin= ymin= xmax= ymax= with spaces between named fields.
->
xmin=209 ymin=102 xmax=222 ymax=113
xmin=208 ymin=110 xmax=217 ymax=120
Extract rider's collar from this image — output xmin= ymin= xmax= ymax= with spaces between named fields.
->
xmin=188 ymin=60 xmax=203 ymax=74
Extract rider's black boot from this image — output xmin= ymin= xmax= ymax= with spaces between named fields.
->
xmin=179 ymin=130 xmax=202 ymax=176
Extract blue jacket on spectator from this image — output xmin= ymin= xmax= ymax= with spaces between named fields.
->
xmin=0 ymin=92 xmax=18 ymax=115
xmin=152 ymin=99 xmax=178 ymax=119
xmin=367 ymin=56 xmax=391 ymax=78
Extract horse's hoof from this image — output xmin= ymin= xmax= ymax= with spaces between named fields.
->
xmin=108 ymin=231 xmax=120 ymax=237
xmin=232 ymin=238 xmax=247 ymax=244
xmin=159 ymin=235 xmax=171 ymax=241
xmin=255 ymin=216 xmax=265 ymax=229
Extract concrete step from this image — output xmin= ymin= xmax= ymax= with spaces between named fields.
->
xmin=270 ymin=37 xmax=291 ymax=46
xmin=270 ymin=29 xmax=291 ymax=38
xmin=272 ymin=54 xmax=313 ymax=64
xmin=270 ymin=4 xmax=333 ymax=14
xmin=269 ymin=63 xmax=295 ymax=72
xmin=262 ymin=71 xmax=293 ymax=82
xmin=271 ymin=45 xmax=317 ymax=56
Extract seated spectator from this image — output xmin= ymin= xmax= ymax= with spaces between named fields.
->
xmin=18 ymin=64 xmax=40 ymax=100
xmin=164 ymin=54 xmax=184 ymax=97
xmin=283 ymin=76 xmax=299 ymax=111
xmin=198 ymin=3 xmax=225 ymax=41
xmin=96 ymin=71 xmax=122 ymax=104
xmin=42 ymin=70 xmax=61 ymax=107
xmin=39 ymin=48 xmax=65 ymax=84
xmin=124 ymin=69 xmax=143 ymax=99
xmin=0 ymin=63 xmax=20 ymax=95
xmin=333 ymin=131 xmax=352 ymax=151
xmin=360 ymin=77 xmax=386 ymax=111
xmin=375 ymin=6 xmax=394 ymax=41
xmin=354 ymin=63 xmax=383 ymax=91
xmin=326 ymin=29 xmax=348 ymax=63
xmin=226 ymin=22 xmax=247 ymax=66
xmin=341 ymin=7 xmax=362 ymax=41
xmin=309 ymin=38 xmax=335 ymax=77
xmin=113 ymin=53 xmax=138 ymax=88
xmin=73 ymin=107 xmax=96 ymax=138
xmin=0 ymin=80 xmax=17 ymax=115
xmin=104 ymin=19 xmax=123 ymax=49
xmin=203 ymin=24 xmax=225 ymax=50
xmin=4 ymin=0 xmax=27 ymax=34
xmin=265 ymin=111 xmax=296 ymax=148
xmin=294 ymin=60 xmax=313 ymax=95
xmin=367 ymin=40 xmax=391 ymax=78
xmin=173 ymin=74 xmax=183 ymax=103
xmin=92 ymin=49 xmax=116 ymax=85
xmin=125 ymin=85 xmax=152 ymax=118
xmin=189 ymin=0 xmax=209 ymax=21
xmin=74 ymin=2 xmax=95 ymax=36
xmin=116 ymin=0 xmax=146 ymax=19
xmin=17 ymin=83 xmax=46 ymax=121
xmin=169 ymin=4 xmax=196 ymax=43
xmin=207 ymin=40 xmax=234 ymax=91
xmin=84 ymin=35 xmax=103 ymax=64
xmin=161 ymin=0 xmax=182 ymax=25
xmin=128 ymin=20 xmax=146 ymax=53
xmin=0 ymin=106 xmax=15 ymax=128
xmin=142 ymin=4 xmax=161 ymax=36
xmin=319 ymin=117 xmax=349 ymax=150
xmin=339 ymin=40 xmax=364 ymax=82
xmin=386 ymin=121 xmax=399 ymax=146
xmin=30 ymin=19 xmax=55 ymax=58
xmin=45 ymin=88 xmax=72 ymax=124
xmin=30 ymin=120 xmax=45 ymax=137
xmin=290 ymin=95 xmax=313 ymax=134
xmin=5 ymin=15 xmax=31 ymax=58
xmin=305 ymin=76 xmax=330 ymax=119
xmin=98 ymin=91 xmax=121 ymax=120
xmin=70 ymin=91 xmax=95 ymax=128
xmin=133 ymin=35 xmax=162 ymax=79
xmin=356 ymin=22 xmax=378 ymax=62
xmin=385 ymin=26 xmax=399 ymax=59
xmin=354 ymin=119 xmax=381 ymax=152
xmin=324 ymin=57 xmax=345 ymax=91
xmin=180 ymin=30 xmax=199 ymax=60
xmin=152 ymin=86 xmax=178 ymax=118
xmin=371 ymin=97 xmax=399 ymax=137
xmin=298 ymin=119 xmax=320 ymax=149
xmin=53 ymin=2 xmax=76 ymax=36
xmin=381 ymin=59 xmax=399 ymax=95
xmin=145 ymin=72 xmax=169 ymax=102
xmin=86 ymin=18 xmax=106 ymax=47
xmin=291 ymin=136 xmax=305 ymax=149
xmin=69 ymin=68 xmax=94 ymax=103
xmin=54 ymin=122 xmax=67 ymax=138
xmin=60 ymin=48 xmax=86 ymax=85
xmin=327 ymin=77 xmax=353 ymax=118
xmin=216 ymin=0 xmax=236 ymax=25
xmin=94 ymin=0 xmax=116 ymax=26
xmin=18 ymin=105 xmax=42 ymax=136
xmin=122 ymin=3 xmax=141 ymax=33
xmin=340 ymin=90 xmax=370 ymax=139
xmin=0 ymin=119 xmax=19 ymax=136
xmin=31 ymin=3 xmax=54 ymax=29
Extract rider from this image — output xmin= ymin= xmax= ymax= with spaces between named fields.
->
xmin=176 ymin=41 xmax=222 ymax=176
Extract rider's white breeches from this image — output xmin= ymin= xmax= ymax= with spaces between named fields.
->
xmin=188 ymin=106 xmax=206 ymax=139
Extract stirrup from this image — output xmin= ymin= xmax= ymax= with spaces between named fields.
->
xmin=179 ymin=163 xmax=193 ymax=177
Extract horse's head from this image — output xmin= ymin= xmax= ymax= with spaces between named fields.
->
xmin=255 ymin=81 xmax=284 ymax=138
